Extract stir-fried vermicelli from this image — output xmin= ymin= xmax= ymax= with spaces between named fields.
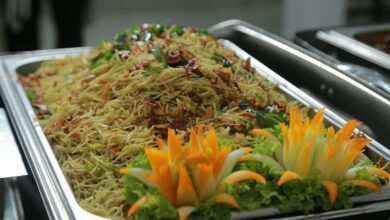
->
xmin=20 ymin=25 xmax=290 ymax=218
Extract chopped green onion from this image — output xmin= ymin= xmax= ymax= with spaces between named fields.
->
xmin=149 ymin=24 xmax=166 ymax=36
xmin=126 ymin=25 xmax=141 ymax=36
xmin=211 ymin=53 xmax=233 ymax=67
xmin=114 ymin=32 xmax=127 ymax=42
xmin=90 ymin=50 xmax=114 ymax=69
xmin=103 ymin=51 xmax=113 ymax=61
xmin=197 ymin=28 xmax=210 ymax=36
xmin=170 ymin=25 xmax=185 ymax=36
xmin=239 ymin=100 xmax=287 ymax=128
xmin=211 ymin=53 xmax=225 ymax=63
xmin=145 ymin=66 xmax=163 ymax=75
xmin=26 ymin=90 xmax=37 ymax=101
xmin=152 ymin=49 xmax=168 ymax=68
xmin=91 ymin=52 xmax=105 ymax=64
xmin=255 ymin=111 xmax=286 ymax=128
xmin=99 ymin=39 xmax=108 ymax=48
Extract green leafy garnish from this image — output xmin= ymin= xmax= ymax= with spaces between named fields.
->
xmin=211 ymin=53 xmax=233 ymax=67
xmin=197 ymin=28 xmax=210 ymax=36
xmin=240 ymin=100 xmax=287 ymax=129
xmin=211 ymin=53 xmax=225 ymax=63
xmin=152 ymin=49 xmax=168 ymax=68
xmin=114 ymin=31 xmax=127 ymax=42
xmin=145 ymin=65 xmax=163 ymax=75
xmin=226 ymin=180 xmax=280 ymax=211
xmin=255 ymin=111 xmax=286 ymax=128
xmin=90 ymin=51 xmax=114 ymax=69
xmin=26 ymin=90 xmax=37 ymax=101
xmin=98 ymin=39 xmax=108 ymax=48
xmin=252 ymin=136 xmax=280 ymax=157
xmin=188 ymin=202 xmax=231 ymax=220
xmin=128 ymin=154 xmax=150 ymax=169
xmin=276 ymin=175 xmax=361 ymax=213
xmin=124 ymin=178 xmax=178 ymax=220
xmin=218 ymin=138 xmax=240 ymax=150
xmin=227 ymin=159 xmax=282 ymax=211
xmin=149 ymin=24 xmax=167 ymax=37
xmin=126 ymin=25 xmax=142 ymax=41
xmin=170 ymin=25 xmax=185 ymax=36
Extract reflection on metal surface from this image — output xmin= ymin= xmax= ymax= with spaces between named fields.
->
xmin=336 ymin=63 xmax=390 ymax=95
xmin=316 ymin=30 xmax=390 ymax=71
xmin=3 ymin=178 xmax=24 ymax=220
xmin=0 ymin=109 xmax=27 ymax=179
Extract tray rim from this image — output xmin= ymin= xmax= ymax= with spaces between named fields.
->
xmin=316 ymin=30 xmax=390 ymax=71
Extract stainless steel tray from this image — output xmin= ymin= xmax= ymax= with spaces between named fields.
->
xmin=1 ymin=38 xmax=390 ymax=219
xmin=209 ymin=20 xmax=390 ymax=148
xmin=294 ymin=24 xmax=390 ymax=99
xmin=316 ymin=24 xmax=390 ymax=71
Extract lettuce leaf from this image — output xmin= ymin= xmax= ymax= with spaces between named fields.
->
xmin=129 ymin=192 xmax=178 ymax=220
xmin=123 ymin=154 xmax=151 ymax=204
xmin=129 ymin=154 xmax=151 ymax=169
xmin=229 ymin=160 xmax=282 ymax=210
xmin=123 ymin=174 xmax=177 ymax=219
xmin=218 ymin=137 xmax=240 ymax=150
xmin=123 ymin=175 xmax=149 ymax=204
xmin=251 ymin=136 xmax=280 ymax=158
xmin=277 ymin=176 xmax=336 ymax=213
xmin=275 ymin=172 xmax=380 ymax=214
xmin=352 ymin=153 xmax=375 ymax=167
xmin=226 ymin=180 xmax=280 ymax=211
xmin=343 ymin=168 xmax=383 ymax=197
xmin=189 ymin=201 xmax=231 ymax=220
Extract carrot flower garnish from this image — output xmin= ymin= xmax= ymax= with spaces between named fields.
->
xmin=121 ymin=127 xmax=267 ymax=219
xmin=250 ymin=108 xmax=390 ymax=206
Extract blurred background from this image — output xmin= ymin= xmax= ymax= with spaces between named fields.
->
xmin=0 ymin=0 xmax=389 ymax=51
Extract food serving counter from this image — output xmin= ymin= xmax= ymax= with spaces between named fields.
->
xmin=1 ymin=20 xmax=390 ymax=219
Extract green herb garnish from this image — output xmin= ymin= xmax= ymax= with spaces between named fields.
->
xmin=26 ymin=90 xmax=37 ymax=101
xmin=170 ymin=25 xmax=185 ymax=36
xmin=152 ymin=49 xmax=168 ymax=68
xmin=145 ymin=66 xmax=163 ymax=75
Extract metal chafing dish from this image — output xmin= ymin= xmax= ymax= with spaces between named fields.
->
xmin=316 ymin=24 xmax=390 ymax=71
xmin=0 ymin=23 xmax=390 ymax=219
xmin=294 ymin=24 xmax=390 ymax=99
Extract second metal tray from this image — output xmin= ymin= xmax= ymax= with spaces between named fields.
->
xmin=316 ymin=24 xmax=390 ymax=71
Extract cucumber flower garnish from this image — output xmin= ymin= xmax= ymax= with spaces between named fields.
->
xmin=120 ymin=127 xmax=266 ymax=219
xmin=248 ymin=108 xmax=390 ymax=205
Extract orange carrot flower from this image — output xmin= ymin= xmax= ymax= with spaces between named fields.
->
xmin=248 ymin=108 xmax=390 ymax=206
xmin=121 ymin=127 xmax=266 ymax=219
